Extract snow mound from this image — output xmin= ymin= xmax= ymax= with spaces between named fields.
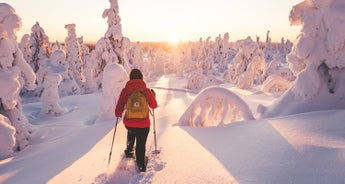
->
xmin=178 ymin=86 xmax=255 ymax=126
xmin=98 ymin=63 xmax=128 ymax=121
xmin=262 ymin=74 xmax=293 ymax=93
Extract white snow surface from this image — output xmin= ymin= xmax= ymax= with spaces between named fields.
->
xmin=0 ymin=76 xmax=344 ymax=184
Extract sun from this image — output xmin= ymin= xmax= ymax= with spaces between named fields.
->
xmin=168 ymin=32 xmax=180 ymax=45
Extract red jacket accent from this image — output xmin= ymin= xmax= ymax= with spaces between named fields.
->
xmin=115 ymin=79 xmax=158 ymax=128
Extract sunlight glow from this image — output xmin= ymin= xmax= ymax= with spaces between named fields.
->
xmin=168 ymin=32 xmax=180 ymax=45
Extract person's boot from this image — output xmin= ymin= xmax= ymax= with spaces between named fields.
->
xmin=124 ymin=149 xmax=135 ymax=158
xmin=137 ymin=156 xmax=148 ymax=172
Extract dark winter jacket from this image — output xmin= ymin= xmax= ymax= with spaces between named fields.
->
xmin=115 ymin=79 xmax=157 ymax=128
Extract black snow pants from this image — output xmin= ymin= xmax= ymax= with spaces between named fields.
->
xmin=125 ymin=126 xmax=150 ymax=167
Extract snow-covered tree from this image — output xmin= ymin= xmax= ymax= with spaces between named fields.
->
xmin=0 ymin=3 xmax=36 ymax=151
xmin=29 ymin=22 xmax=50 ymax=96
xmin=278 ymin=38 xmax=293 ymax=63
xmin=203 ymin=37 xmax=215 ymax=75
xmin=78 ymin=37 xmax=94 ymax=94
xmin=265 ymin=59 xmax=283 ymax=77
xmin=40 ymin=50 xmax=67 ymax=116
xmin=194 ymin=38 xmax=208 ymax=74
xmin=264 ymin=38 xmax=274 ymax=63
xmin=0 ymin=69 xmax=20 ymax=111
xmin=128 ymin=42 xmax=144 ymax=70
xmin=259 ymin=0 xmax=345 ymax=118
xmin=263 ymin=37 xmax=293 ymax=65
xmin=78 ymin=36 xmax=90 ymax=68
xmin=89 ymin=0 xmax=131 ymax=89
xmin=170 ymin=46 xmax=184 ymax=77
xmin=55 ymin=49 xmax=81 ymax=97
xmin=98 ymin=63 xmax=128 ymax=121
xmin=237 ymin=53 xmax=266 ymax=89
xmin=212 ymin=35 xmax=222 ymax=67
xmin=178 ymin=43 xmax=196 ymax=76
xmin=51 ymin=41 xmax=64 ymax=53
xmin=18 ymin=34 xmax=30 ymax=62
xmin=64 ymin=24 xmax=85 ymax=87
xmin=262 ymin=58 xmax=295 ymax=94
xmin=83 ymin=57 xmax=98 ymax=94
xmin=152 ymin=47 xmax=165 ymax=77
xmin=41 ymin=73 xmax=64 ymax=115
xmin=142 ymin=45 xmax=156 ymax=78
xmin=179 ymin=86 xmax=255 ymax=127
xmin=226 ymin=37 xmax=266 ymax=89
xmin=28 ymin=22 xmax=50 ymax=73
xmin=218 ymin=32 xmax=230 ymax=73
xmin=187 ymin=68 xmax=204 ymax=90
xmin=0 ymin=114 xmax=16 ymax=159
xmin=288 ymin=0 xmax=344 ymax=99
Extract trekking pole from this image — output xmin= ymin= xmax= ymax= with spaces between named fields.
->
xmin=152 ymin=108 xmax=160 ymax=154
xmin=107 ymin=117 xmax=119 ymax=167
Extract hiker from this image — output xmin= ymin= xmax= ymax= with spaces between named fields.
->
xmin=115 ymin=69 xmax=158 ymax=172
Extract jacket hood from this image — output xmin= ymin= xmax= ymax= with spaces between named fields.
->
xmin=125 ymin=79 xmax=147 ymax=92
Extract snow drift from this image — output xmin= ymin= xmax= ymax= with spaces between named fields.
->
xmin=178 ymin=86 xmax=255 ymax=126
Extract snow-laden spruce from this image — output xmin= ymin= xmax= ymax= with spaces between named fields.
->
xmin=263 ymin=31 xmax=293 ymax=64
xmin=149 ymin=47 xmax=165 ymax=79
xmin=187 ymin=69 xmax=222 ymax=90
xmin=128 ymin=42 xmax=144 ymax=72
xmin=79 ymin=36 xmax=95 ymax=94
xmin=259 ymin=0 xmax=345 ymax=118
xmin=260 ymin=33 xmax=295 ymax=93
xmin=227 ymin=37 xmax=266 ymax=89
xmin=19 ymin=34 xmax=30 ymax=62
xmin=57 ymin=49 xmax=81 ymax=97
xmin=217 ymin=33 xmax=231 ymax=73
xmin=64 ymin=23 xmax=85 ymax=88
xmin=89 ymin=0 xmax=131 ymax=90
xmin=262 ymin=58 xmax=295 ymax=93
xmin=28 ymin=22 xmax=49 ymax=74
xmin=179 ymin=86 xmax=255 ymax=126
xmin=27 ymin=22 xmax=50 ymax=97
xmin=40 ymin=50 xmax=67 ymax=116
xmin=0 ymin=3 xmax=36 ymax=154
xmin=0 ymin=115 xmax=16 ymax=159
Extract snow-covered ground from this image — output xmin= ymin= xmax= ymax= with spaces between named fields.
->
xmin=0 ymin=75 xmax=344 ymax=184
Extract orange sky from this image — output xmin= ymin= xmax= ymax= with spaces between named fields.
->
xmin=3 ymin=0 xmax=302 ymax=43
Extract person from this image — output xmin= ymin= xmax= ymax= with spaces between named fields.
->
xmin=115 ymin=69 xmax=157 ymax=172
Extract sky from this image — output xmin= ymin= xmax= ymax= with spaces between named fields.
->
xmin=3 ymin=0 xmax=302 ymax=43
